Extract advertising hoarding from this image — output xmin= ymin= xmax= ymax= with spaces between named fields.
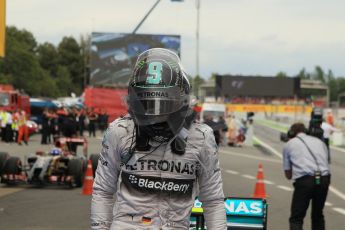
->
xmin=216 ymin=75 xmax=300 ymax=98
xmin=90 ymin=32 xmax=181 ymax=86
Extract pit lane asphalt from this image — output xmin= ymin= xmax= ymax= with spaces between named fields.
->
xmin=1 ymin=128 xmax=344 ymax=229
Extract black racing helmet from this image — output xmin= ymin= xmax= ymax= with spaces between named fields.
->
xmin=127 ymin=48 xmax=191 ymax=129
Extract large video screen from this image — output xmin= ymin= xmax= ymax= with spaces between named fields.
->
xmin=90 ymin=33 xmax=181 ymax=86
xmin=216 ymin=75 xmax=300 ymax=98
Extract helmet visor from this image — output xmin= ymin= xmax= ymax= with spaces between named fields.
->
xmin=129 ymin=98 xmax=187 ymax=116
xmin=128 ymin=86 xmax=189 ymax=116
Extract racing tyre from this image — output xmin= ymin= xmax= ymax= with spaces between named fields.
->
xmin=82 ymin=158 xmax=87 ymax=173
xmin=89 ymin=154 xmax=99 ymax=178
xmin=0 ymin=152 xmax=9 ymax=176
xmin=2 ymin=157 xmax=22 ymax=185
xmin=67 ymin=159 xmax=84 ymax=188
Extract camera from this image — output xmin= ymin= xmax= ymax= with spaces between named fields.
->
xmin=280 ymin=129 xmax=295 ymax=142
xmin=307 ymin=107 xmax=324 ymax=140
xmin=280 ymin=107 xmax=324 ymax=142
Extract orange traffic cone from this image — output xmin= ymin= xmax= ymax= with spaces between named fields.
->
xmin=253 ymin=163 xmax=267 ymax=198
xmin=82 ymin=160 xmax=94 ymax=195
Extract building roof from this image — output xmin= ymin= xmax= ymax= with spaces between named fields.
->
xmin=300 ymin=79 xmax=328 ymax=90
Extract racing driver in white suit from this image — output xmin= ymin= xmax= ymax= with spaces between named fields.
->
xmin=91 ymin=48 xmax=227 ymax=229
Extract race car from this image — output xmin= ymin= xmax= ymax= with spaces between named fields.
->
xmin=190 ymin=197 xmax=268 ymax=230
xmin=0 ymin=137 xmax=88 ymax=188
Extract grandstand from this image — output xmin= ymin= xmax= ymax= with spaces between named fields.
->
xmin=199 ymin=75 xmax=328 ymax=107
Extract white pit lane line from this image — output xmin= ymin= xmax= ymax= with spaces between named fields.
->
xmin=224 ymin=169 xmax=239 ymax=175
xmin=263 ymin=180 xmax=275 ymax=185
xmin=333 ymin=208 xmax=345 ymax=215
xmin=277 ymin=185 xmax=293 ymax=192
xmin=329 ymin=186 xmax=345 ymax=201
xmin=325 ymin=202 xmax=333 ymax=207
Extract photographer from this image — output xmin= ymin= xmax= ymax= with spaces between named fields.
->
xmin=282 ymin=123 xmax=331 ymax=230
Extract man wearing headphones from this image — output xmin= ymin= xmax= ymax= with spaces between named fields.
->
xmin=91 ymin=48 xmax=227 ymax=229
xmin=283 ymin=123 xmax=331 ymax=230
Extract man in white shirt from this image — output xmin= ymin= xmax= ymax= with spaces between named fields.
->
xmin=321 ymin=120 xmax=338 ymax=163
xmin=283 ymin=123 xmax=330 ymax=230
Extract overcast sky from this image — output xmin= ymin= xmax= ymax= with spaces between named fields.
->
xmin=6 ymin=0 xmax=345 ymax=78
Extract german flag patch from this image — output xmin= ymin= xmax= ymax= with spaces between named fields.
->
xmin=142 ymin=216 xmax=152 ymax=225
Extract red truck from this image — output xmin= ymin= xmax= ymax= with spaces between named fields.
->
xmin=83 ymin=86 xmax=128 ymax=123
xmin=0 ymin=84 xmax=30 ymax=114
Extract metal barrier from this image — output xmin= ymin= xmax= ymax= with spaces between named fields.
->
xmin=190 ymin=197 xmax=268 ymax=230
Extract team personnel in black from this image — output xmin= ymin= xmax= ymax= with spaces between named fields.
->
xmin=282 ymin=123 xmax=331 ymax=230
xmin=41 ymin=108 xmax=51 ymax=144
xmin=87 ymin=108 xmax=98 ymax=137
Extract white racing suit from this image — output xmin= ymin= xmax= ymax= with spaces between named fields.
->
xmin=91 ymin=116 xmax=227 ymax=229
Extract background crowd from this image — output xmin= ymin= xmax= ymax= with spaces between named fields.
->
xmin=0 ymin=109 xmax=29 ymax=145
xmin=0 ymin=107 xmax=109 ymax=146
xmin=202 ymin=113 xmax=253 ymax=147
xmin=40 ymin=106 xmax=109 ymax=144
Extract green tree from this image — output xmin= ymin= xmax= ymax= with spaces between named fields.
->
xmin=58 ymin=36 xmax=83 ymax=94
xmin=326 ymin=69 xmax=334 ymax=82
xmin=37 ymin=42 xmax=59 ymax=77
xmin=313 ymin=65 xmax=325 ymax=83
xmin=336 ymin=78 xmax=345 ymax=99
xmin=2 ymin=33 xmax=40 ymax=92
xmin=328 ymin=80 xmax=338 ymax=102
xmin=28 ymin=69 xmax=59 ymax=97
xmin=0 ymin=73 xmax=11 ymax=84
xmin=55 ymin=66 xmax=73 ymax=96
xmin=191 ymin=75 xmax=205 ymax=97
xmin=210 ymin=73 xmax=218 ymax=80
xmin=0 ymin=26 xmax=38 ymax=77
xmin=296 ymin=68 xmax=311 ymax=79
xmin=6 ymin=26 xmax=37 ymax=52
xmin=79 ymin=34 xmax=91 ymax=88
xmin=0 ymin=26 xmax=60 ymax=97
xmin=276 ymin=71 xmax=287 ymax=78
xmin=325 ymin=70 xmax=337 ymax=101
